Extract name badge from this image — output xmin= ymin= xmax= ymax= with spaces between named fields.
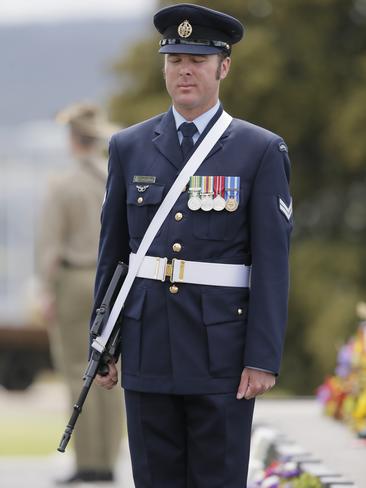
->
xmin=133 ymin=175 xmax=157 ymax=184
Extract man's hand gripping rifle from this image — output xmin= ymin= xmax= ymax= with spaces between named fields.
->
xmin=57 ymin=261 xmax=128 ymax=453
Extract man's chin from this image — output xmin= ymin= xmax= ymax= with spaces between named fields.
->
xmin=173 ymin=96 xmax=200 ymax=112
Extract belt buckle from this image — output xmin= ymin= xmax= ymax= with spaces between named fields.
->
xmin=164 ymin=258 xmax=176 ymax=283
xmin=165 ymin=258 xmax=185 ymax=283
xmin=154 ymin=257 xmax=175 ymax=282
xmin=156 ymin=257 xmax=185 ymax=283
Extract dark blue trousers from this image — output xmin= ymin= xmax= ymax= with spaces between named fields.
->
xmin=124 ymin=390 xmax=255 ymax=488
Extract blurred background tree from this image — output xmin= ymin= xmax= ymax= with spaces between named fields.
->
xmin=108 ymin=0 xmax=366 ymax=394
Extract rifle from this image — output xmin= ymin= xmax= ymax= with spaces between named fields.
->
xmin=57 ymin=261 xmax=128 ymax=453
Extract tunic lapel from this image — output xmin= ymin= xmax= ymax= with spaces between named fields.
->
xmin=152 ymin=108 xmax=183 ymax=170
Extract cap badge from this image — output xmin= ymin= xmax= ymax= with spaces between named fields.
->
xmin=178 ymin=20 xmax=193 ymax=38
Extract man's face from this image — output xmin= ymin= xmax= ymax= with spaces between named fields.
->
xmin=164 ymin=53 xmax=231 ymax=117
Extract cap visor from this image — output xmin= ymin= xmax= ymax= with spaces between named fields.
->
xmin=159 ymin=44 xmax=222 ymax=55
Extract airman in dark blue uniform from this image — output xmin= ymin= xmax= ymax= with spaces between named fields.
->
xmin=94 ymin=3 xmax=293 ymax=487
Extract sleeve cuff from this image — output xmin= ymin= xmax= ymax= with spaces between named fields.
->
xmin=245 ymin=365 xmax=276 ymax=376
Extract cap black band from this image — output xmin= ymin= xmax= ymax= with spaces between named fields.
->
xmin=160 ymin=38 xmax=231 ymax=53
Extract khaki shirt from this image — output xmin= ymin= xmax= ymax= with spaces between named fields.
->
xmin=38 ymin=154 xmax=107 ymax=292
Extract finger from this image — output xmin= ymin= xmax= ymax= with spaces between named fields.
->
xmin=244 ymin=384 xmax=258 ymax=400
xmin=106 ymin=373 xmax=118 ymax=385
xmin=245 ymin=382 xmax=273 ymax=399
xmin=95 ymin=373 xmax=118 ymax=389
xmin=96 ymin=378 xmax=117 ymax=390
xmin=236 ymin=370 xmax=250 ymax=400
xmin=108 ymin=363 xmax=118 ymax=379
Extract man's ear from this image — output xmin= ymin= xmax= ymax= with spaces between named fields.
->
xmin=220 ymin=57 xmax=231 ymax=80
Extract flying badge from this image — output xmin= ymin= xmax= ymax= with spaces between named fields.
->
xmin=225 ymin=176 xmax=240 ymax=212
xmin=200 ymin=176 xmax=214 ymax=212
xmin=136 ymin=185 xmax=149 ymax=192
xmin=213 ymin=176 xmax=226 ymax=211
xmin=188 ymin=175 xmax=202 ymax=211
xmin=278 ymin=196 xmax=293 ymax=221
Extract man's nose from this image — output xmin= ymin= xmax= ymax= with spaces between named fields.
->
xmin=178 ymin=60 xmax=193 ymax=75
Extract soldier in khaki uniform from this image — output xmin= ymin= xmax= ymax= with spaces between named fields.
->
xmin=37 ymin=103 xmax=123 ymax=484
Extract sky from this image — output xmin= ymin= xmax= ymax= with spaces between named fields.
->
xmin=0 ymin=0 xmax=157 ymax=24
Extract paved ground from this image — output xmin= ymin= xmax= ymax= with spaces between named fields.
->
xmin=254 ymin=398 xmax=365 ymax=487
xmin=0 ymin=446 xmax=134 ymax=488
xmin=0 ymin=380 xmax=365 ymax=487
xmin=0 ymin=379 xmax=134 ymax=488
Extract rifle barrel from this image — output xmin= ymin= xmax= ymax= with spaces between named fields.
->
xmin=57 ymin=374 xmax=94 ymax=452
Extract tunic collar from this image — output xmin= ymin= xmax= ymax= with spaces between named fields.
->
xmin=172 ymin=100 xmax=221 ymax=141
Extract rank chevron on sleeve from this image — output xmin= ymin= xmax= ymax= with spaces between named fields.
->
xmin=278 ymin=197 xmax=293 ymax=221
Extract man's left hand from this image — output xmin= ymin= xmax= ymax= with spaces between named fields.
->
xmin=236 ymin=367 xmax=276 ymax=400
xmin=95 ymin=359 xmax=118 ymax=390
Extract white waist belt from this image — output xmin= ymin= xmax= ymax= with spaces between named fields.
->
xmin=130 ymin=253 xmax=251 ymax=288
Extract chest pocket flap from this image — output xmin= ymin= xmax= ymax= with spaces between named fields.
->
xmin=201 ymin=290 xmax=249 ymax=326
xmin=127 ymin=184 xmax=165 ymax=206
xmin=202 ymin=289 xmax=249 ymax=377
xmin=126 ymin=184 xmax=165 ymax=238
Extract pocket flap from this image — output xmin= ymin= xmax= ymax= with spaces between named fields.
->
xmin=127 ymin=184 xmax=165 ymax=206
xmin=123 ymin=288 xmax=146 ymax=320
xmin=201 ymin=290 xmax=248 ymax=326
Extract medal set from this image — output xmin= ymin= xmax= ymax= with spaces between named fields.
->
xmin=188 ymin=176 xmax=240 ymax=212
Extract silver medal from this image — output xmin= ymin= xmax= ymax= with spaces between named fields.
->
xmin=200 ymin=194 xmax=214 ymax=212
xmin=213 ymin=195 xmax=226 ymax=211
xmin=188 ymin=195 xmax=201 ymax=211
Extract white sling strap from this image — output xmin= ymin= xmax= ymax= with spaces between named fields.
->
xmin=92 ymin=110 xmax=233 ymax=353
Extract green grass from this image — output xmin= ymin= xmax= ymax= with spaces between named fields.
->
xmin=0 ymin=412 xmax=68 ymax=456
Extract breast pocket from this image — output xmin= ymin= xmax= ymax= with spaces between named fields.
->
xmin=126 ymin=184 xmax=165 ymax=238
xmin=202 ymin=289 xmax=248 ymax=377
xmin=193 ymin=183 xmax=251 ymax=241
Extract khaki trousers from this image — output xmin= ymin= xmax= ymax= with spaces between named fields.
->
xmin=50 ymin=267 xmax=123 ymax=471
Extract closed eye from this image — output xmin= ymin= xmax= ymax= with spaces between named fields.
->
xmin=167 ymin=55 xmax=182 ymax=63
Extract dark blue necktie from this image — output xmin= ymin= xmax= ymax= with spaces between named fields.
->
xmin=179 ymin=122 xmax=197 ymax=159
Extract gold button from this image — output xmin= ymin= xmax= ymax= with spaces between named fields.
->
xmin=172 ymin=242 xmax=182 ymax=253
xmin=238 ymin=308 xmax=243 ymax=316
xmin=137 ymin=196 xmax=144 ymax=204
xmin=169 ymin=285 xmax=179 ymax=294
xmin=175 ymin=212 xmax=183 ymax=222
